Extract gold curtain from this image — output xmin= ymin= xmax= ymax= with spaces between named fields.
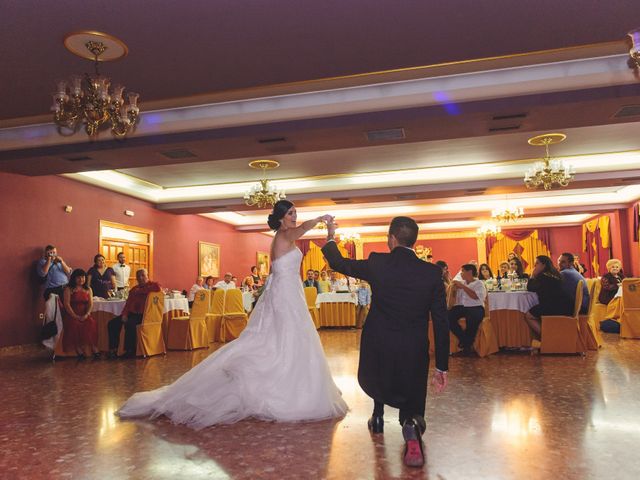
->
xmin=300 ymin=241 xmax=351 ymax=279
xmin=582 ymin=215 xmax=611 ymax=276
xmin=488 ymin=230 xmax=551 ymax=275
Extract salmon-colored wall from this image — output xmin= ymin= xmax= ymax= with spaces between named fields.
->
xmin=546 ymin=226 xmax=583 ymax=261
xmin=625 ymin=205 xmax=639 ymax=277
xmin=0 ymin=171 xmax=272 ymax=348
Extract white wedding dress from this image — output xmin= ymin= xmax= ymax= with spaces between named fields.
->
xmin=117 ymin=247 xmax=347 ymax=429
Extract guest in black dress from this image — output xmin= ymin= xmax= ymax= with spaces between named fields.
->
xmin=509 ymin=257 xmax=530 ymax=279
xmin=523 ymin=255 xmax=573 ymax=338
xmin=86 ymin=254 xmax=116 ymax=298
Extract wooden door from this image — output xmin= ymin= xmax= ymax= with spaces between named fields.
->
xmin=99 ymin=221 xmax=153 ymax=283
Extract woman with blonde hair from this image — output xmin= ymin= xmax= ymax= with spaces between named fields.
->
xmin=599 ymin=259 xmax=625 ymax=306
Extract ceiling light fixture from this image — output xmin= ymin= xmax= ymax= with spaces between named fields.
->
xmin=339 ymin=230 xmax=361 ymax=244
xmin=628 ymin=27 xmax=640 ymax=73
xmin=476 ymin=222 xmax=501 ymax=239
xmin=52 ymin=31 xmax=139 ymax=139
xmin=243 ymin=160 xmax=286 ymax=208
xmin=524 ymin=133 xmax=575 ymax=190
xmin=491 ymin=197 xmax=524 ymax=223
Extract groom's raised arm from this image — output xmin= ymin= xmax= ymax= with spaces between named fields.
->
xmin=321 ymin=240 xmax=372 ymax=282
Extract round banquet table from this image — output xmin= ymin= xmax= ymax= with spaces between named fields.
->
xmin=488 ymin=291 xmax=539 ymax=348
xmin=315 ymin=292 xmax=357 ymax=327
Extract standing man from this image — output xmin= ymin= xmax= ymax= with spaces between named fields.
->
xmin=112 ymin=252 xmax=131 ymax=291
xmin=322 ymin=216 xmax=449 ymax=468
xmin=303 ymin=269 xmax=319 ymax=291
xmin=107 ymin=269 xmax=161 ymax=358
xmin=37 ymin=245 xmax=72 ymax=299
xmin=328 ymin=271 xmax=344 ymax=292
xmin=449 ymin=264 xmax=487 ymax=356
xmin=558 ymin=252 xmax=590 ymax=314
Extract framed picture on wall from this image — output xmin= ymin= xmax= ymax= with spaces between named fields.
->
xmin=256 ymin=251 xmax=270 ymax=276
xmin=199 ymin=241 xmax=220 ymax=278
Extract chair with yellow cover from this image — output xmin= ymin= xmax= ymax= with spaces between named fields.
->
xmin=119 ymin=291 xmax=167 ymax=357
xmin=540 ymin=280 xmax=586 ymax=354
xmin=205 ymin=289 xmax=225 ymax=343
xmin=620 ymin=278 xmax=640 ymax=339
xmin=220 ymin=289 xmax=248 ymax=342
xmin=588 ymin=279 xmax=608 ymax=330
xmin=304 ymin=286 xmax=321 ymax=329
xmin=167 ymin=289 xmax=210 ymax=350
xmin=578 ymin=278 xmax=602 ymax=350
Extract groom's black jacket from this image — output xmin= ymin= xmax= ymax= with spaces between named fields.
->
xmin=322 ymin=241 xmax=448 ymax=408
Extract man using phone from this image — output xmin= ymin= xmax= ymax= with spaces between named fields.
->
xmin=37 ymin=245 xmax=72 ymax=299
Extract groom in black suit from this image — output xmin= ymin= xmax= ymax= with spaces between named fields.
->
xmin=322 ymin=216 xmax=449 ymax=468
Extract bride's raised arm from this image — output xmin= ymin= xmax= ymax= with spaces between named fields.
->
xmin=283 ymin=214 xmax=333 ymax=242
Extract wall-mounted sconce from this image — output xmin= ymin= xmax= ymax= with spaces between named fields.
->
xmin=124 ymin=210 xmax=135 ymax=217
xmin=64 ymin=205 xmax=73 ymax=213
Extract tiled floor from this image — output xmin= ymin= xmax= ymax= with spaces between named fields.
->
xmin=1 ymin=330 xmax=640 ymax=480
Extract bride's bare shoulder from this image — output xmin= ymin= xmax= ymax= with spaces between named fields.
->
xmin=271 ymin=233 xmax=294 ymax=260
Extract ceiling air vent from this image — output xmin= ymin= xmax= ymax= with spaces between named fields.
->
xmin=258 ymin=137 xmax=286 ymax=144
xmin=365 ymin=128 xmax=405 ymax=142
xmin=266 ymin=145 xmax=296 ymax=154
xmin=331 ymin=197 xmax=352 ymax=204
xmin=613 ymin=105 xmax=640 ymax=118
xmin=489 ymin=125 xmax=520 ymax=132
xmin=160 ymin=149 xmax=197 ymax=159
xmin=64 ymin=155 xmax=93 ymax=162
xmin=491 ymin=113 xmax=527 ymax=121
xmin=395 ymin=194 xmax=418 ymax=200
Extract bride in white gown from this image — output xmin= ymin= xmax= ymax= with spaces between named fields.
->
xmin=117 ymin=200 xmax=348 ymax=429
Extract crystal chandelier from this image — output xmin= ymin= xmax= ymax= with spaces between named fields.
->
xmin=476 ymin=223 xmax=501 ymax=239
xmin=244 ymin=160 xmax=286 ymax=208
xmin=340 ymin=230 xmax=361 ymax=243
xmin=628 ymin=27 xmax=640 ymax=73
xmin=52 ymin=31 xmax=139 ymax=139
xmin=524 ymin=133 xmax=575 ymax=190
xmin=491 ymin=204 xmax=524 ymax=223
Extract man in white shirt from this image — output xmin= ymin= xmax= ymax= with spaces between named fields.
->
xmin=449 ymin=263 xmax=487 ymax=356
xmin=112 ymin=252 xmax=131 ymax=290
xmin=329 ymin=270 xmax=345 ymax=292
xmin=188 ymin=276 xmax=205 ymax=306
xmin=215 ymin=272 xmax=236 ymax=290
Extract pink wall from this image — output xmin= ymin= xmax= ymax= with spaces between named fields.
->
xmin=625 ymin=205 xmax=639 ymax=277
xmin=546 ymin=226 xmax=583 ymax=260
xmin=363 ymin=237 xmax=478 ymax=270
xmin=0 ymin=171 xmax=272 ymax=348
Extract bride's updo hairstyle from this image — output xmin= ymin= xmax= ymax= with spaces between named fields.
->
xmin=268 ymin=200 xmax=294 ymax=231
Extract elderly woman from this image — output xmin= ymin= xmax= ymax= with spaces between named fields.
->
xmin=242 ymin=275 xmax=257 ymax=291
xmin=523 ymin=255 xmax=573 ymax=339
xmin=62 ymin=269 xmax=99 ymax=358
xmin=86 ymin=254 xmax=116 ymax=298
xmin=188 ymin=276 xmax=205 ymax=307
xmin=599 ymin=259 xmax=625 ymax=305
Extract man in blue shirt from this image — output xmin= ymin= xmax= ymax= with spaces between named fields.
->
xmin=558 ymin=252 xmax=589 ymax=314
xmin=37 ymin=245 xmax=71 ymax=299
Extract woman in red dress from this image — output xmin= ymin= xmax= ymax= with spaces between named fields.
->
xmin=62 ymin=269 xmax=99 ymax=358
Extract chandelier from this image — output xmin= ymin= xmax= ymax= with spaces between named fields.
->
xmin=340 ymin=230 xmax=361 ymax=243
xmin=52 ymin=31 xmax=139 ymax=139
xmin=476 ymin=223 xmax=501 ymax=239
xmin=628 ymin=27 xmax=640 ymax=73
xmin=491 ymin=204 xmax=524 ymax=223
xmin=244 ymin=160 xmax=286 ymax=208
xmin=524 ymin=133 xmax=575 ymax=190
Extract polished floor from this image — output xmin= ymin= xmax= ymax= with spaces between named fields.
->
xmin=2 ymin=330 xmax=640 ymax=480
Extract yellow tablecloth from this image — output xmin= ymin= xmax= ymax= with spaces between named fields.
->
xmin=490 ymin=309 xmax=532 ymax=348
xmin=606 ymin=297 xmax=623 ymax=321
xmin=318 ymin=302 xmax=356 ymax=327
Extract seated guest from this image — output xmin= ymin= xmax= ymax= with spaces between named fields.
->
xmin=478 ymin=263 xmax=493 ymax=281
xmin=507 ymin=252 xmax=517 ymax=262
xmin=509 ymin=257 xmax=529 ymax=279
xmin=62 ymin=269 xmax=99 ymax=358
xmin=425 ymin=254 xmax=433 ymax=263
xmin=329 ymin=270 xmax=345 ymax=292
xmin=188 ymin=276 xmax=205 ymax=307
xmin=86 ymin=254 xmax=116 ymax=299
xmin=574 ymin=254 xmax=587 ymax=276
xmin=435 ymin=260 xmax=451 ymax=286
xmin=498 ymin=261 xmax=510 ymax=279
xmin=204 ymin=276 xmax=215 ymax=290
xmin=107 ymin=269 xmax=161 ymax=358
xmin=599 ymin=259 xmax=625 ymax=305
xmin=449 ymin=264 xmax=487 ymax=356
xmin=231 ymin=276 xmax=238 ymax=287
xmin=355 ymin=280 xmax=371 ymax=328
xmin=303 ymin=269 xmax=319 ymax=290
xmin=250 ymin=266 xmax=261 ymax=286
xmin=318 ymin=271 xmax=331 ymax=293
xmin=313 ymin=270 xmax=320 ymax=283
xmin=524 ymin=256 xmax=573 ymax=339
xmin=37 ymin=244 xmax=72 ymax=300
xmin=557 ymin=252 xmax=589 ymax=314
xmin=242 ymin=276 xmax=257 ymax=291
xmin=215 ymin=272 xmax=236 ymax=290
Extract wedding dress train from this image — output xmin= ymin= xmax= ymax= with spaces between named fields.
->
xmin=117 ymin=248 xmax=347 ymax=429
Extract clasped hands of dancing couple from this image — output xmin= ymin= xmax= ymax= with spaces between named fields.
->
xmin=117 ymin=200 xmax=449 ymax=469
